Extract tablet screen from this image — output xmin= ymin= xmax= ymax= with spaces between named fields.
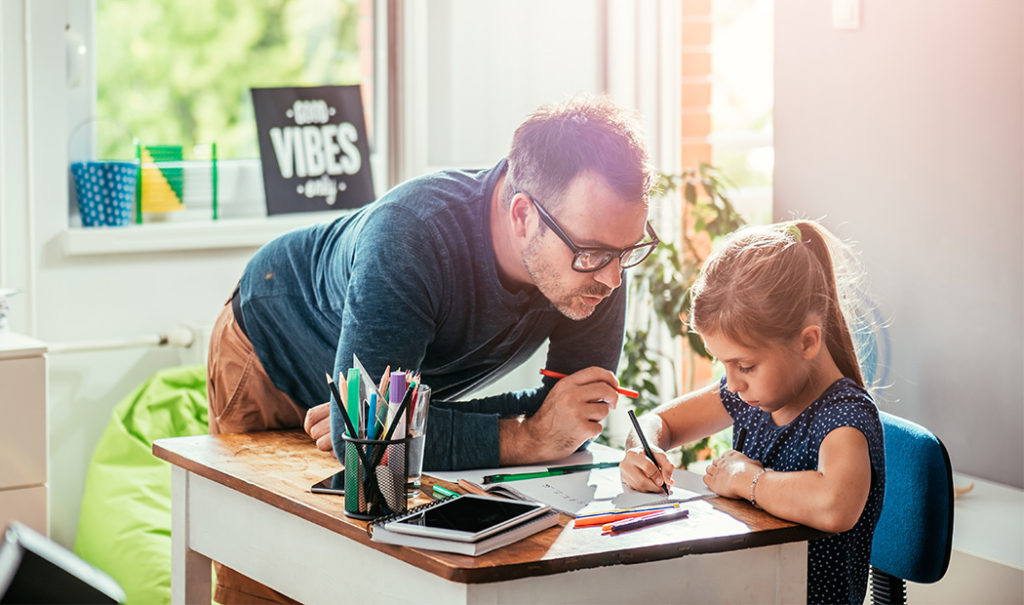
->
xmin=385 ymin=494 xmax=550 ymax=542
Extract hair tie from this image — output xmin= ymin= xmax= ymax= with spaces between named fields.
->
xmin=785 ymin=223 xmax=803 ymax=242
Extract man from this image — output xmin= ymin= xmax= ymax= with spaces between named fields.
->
xmin=206 ymin=95 xmax=656 ymax=602
xmin=210 ymin=95 xmax=659 ymax=467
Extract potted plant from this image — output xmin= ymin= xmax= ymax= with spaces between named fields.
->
xmin=608 ymin=163 xmax=746 ymax=468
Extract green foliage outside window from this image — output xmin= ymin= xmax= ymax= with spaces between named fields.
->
xmin=95 ymin=0 xmax=360 ymax=160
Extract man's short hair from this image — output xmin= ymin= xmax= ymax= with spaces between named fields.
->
xmin=503 ymin=96 xmax=653 ymax=211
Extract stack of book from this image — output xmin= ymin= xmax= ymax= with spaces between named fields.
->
xmin=368 ymin=494 xmax=559 ymax=556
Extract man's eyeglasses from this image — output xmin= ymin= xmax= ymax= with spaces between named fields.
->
xmin=520 ymin=191 xmax=660 ymax=273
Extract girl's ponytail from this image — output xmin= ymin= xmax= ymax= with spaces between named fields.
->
xmin=794 ymin=221 xmax=865 ymax=387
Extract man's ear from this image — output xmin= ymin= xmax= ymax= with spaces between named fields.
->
xmin=509 ymin=192 xmax=534 ymax=239
xmin=799 ymin=324 xmax=823 ymax=360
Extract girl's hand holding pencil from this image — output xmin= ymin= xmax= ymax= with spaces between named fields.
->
xmin=620 ymin=441 xmax=676 ymax=494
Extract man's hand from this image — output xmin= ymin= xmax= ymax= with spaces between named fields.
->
xmin=500 ymin=366 xmax=619 ymax=465
xmin=303 ymin=402 xmax=333 ymax=451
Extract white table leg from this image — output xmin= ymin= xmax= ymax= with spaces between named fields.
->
xmin=171 ymin=467 xmax=211 ymax=605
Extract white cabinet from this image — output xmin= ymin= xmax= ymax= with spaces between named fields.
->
xmin=907 ymin=473 xmax=1024 ymax=604
xmin=0 ymin=332 xmax=47 ymax=535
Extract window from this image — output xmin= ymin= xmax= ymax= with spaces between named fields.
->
xmin=677 ymin=0 xmax=774 ymax=391
xmin=94 ymin=0 xmax=365 ymax=160
xmin=710 ymin=0 xmax=773 ymax=224
xmin=67 ymin=0 xmax=378 ymax=228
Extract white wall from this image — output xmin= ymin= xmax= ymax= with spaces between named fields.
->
xmin=775 ymin=1 xmax=1023 ymax=487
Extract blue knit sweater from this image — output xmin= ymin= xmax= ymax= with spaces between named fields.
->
xmin=237 ymin=159 xmax=626 ymax=470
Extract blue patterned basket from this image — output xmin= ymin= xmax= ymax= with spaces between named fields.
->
xmin=70 ymin=161 xmax=138 ymax=227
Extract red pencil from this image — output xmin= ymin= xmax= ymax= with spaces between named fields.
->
xmin=573 ymin=507 xmax=675 ymax=528
xmin=540 ymin=369 xmax=639 ymax=399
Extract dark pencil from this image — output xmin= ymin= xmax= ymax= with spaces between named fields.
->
xmin=602 ymin=507 xmax=690 ymax=534
xmin=325 ymin=372 xmax=378 ymax=475
xmin=326 ymin=372 xmax=360 ymax=439
xmin=735 ymin=427 xmax=747 ymax=453
xmin=627 ymin=409 xmax=671 ymax=496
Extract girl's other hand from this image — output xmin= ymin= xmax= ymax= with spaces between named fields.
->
xmin=703 ymin=449 xmax=759 ymax=498
xmin=619 ymin=446 xmax=676 ymax=493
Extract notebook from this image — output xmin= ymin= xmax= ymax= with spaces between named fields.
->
xmin=368 ymin=496 xmax=560 ymax=556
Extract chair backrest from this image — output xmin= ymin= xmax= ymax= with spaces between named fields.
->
xmin=870 ymin=412 xmax=954 ymax=584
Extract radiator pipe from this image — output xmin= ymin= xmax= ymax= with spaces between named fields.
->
xmin=47 ymin=327 xmax=195 ymax=354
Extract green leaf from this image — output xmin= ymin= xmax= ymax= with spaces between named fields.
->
xmin=683 ymin=182 xmax=697 ymax=205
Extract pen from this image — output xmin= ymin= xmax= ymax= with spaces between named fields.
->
xmin=386 ymin=370 xmax=407 ymax=437
xmin=602 ymin=507 xmax=690 ymax=534
xmin=540 ymin=369 xmax=639 ymax=399
xmin=346 ymin=368 xmax=361 ymax=440
xmin=735 ymin=427 xmax=747 ymax=453
xmin=627 ymin=409 xmax=670 ymax=496
xmin=367 ymin=393 xmax=378 ymax=440
xmin=432 ymin=484 xmax=459 ymax=499
xmin=573 ymin=505 xmax=680 ymax=528
xmin=550 ymin=461 xmax=621 ymax=473
xmin=481 ymin=461 xmax=620 ymax=484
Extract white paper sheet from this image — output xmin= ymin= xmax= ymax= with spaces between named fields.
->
xmin=427 ymin=443 xmax=714 ymax=516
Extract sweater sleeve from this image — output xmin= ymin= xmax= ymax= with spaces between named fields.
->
xmin=421 ymin=387 xmax=544 ymax=470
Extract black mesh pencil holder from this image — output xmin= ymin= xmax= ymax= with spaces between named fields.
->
xmin=342 ymin=434 xmax=410 ymax=520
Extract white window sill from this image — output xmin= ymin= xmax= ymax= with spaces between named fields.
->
xmin=62 ymin=211 xmax=351 ymax=256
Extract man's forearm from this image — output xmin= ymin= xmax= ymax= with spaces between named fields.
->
xmin=498 ymin=414 xmax=581 ymax=466
xmin=498 ymin=416 xmax=534 ymax=466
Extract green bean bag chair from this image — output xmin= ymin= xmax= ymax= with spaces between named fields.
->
xmin=74 ymin=365 xmax=209 ymax=605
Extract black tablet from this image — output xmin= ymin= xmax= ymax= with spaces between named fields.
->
xmin=382 ymin=494 xmax=550 ymax=542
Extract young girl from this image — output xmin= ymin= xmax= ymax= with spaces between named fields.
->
xmin=621 ymin=220 xmax=885 ymax=605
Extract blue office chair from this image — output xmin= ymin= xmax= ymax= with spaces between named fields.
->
xmin=869 ymin=412 xmax=954 ymax=604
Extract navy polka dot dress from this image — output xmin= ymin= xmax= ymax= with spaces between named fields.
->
xmin=720 ymin=377 xmax=885 ymax=604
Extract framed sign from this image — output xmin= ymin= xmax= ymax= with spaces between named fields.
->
xmin=251 ymin=85 xmax=374 ymax=215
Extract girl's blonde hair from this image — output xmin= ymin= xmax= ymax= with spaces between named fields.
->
xmin=689 ymin=220 xmax=866 ymax=387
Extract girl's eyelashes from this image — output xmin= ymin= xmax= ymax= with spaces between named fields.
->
xmin=737 ymin=365 xmax=755 ymax=373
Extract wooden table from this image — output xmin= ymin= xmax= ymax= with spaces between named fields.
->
xmin=154 ymin=430 xmax=822 ymax=604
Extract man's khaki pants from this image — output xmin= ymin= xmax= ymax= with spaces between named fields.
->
xmin=206 ymin=301 xmax=306 ymax=604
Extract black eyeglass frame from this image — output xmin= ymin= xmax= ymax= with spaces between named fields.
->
xmin=518 ymin=191 xmax=661 ymax=273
